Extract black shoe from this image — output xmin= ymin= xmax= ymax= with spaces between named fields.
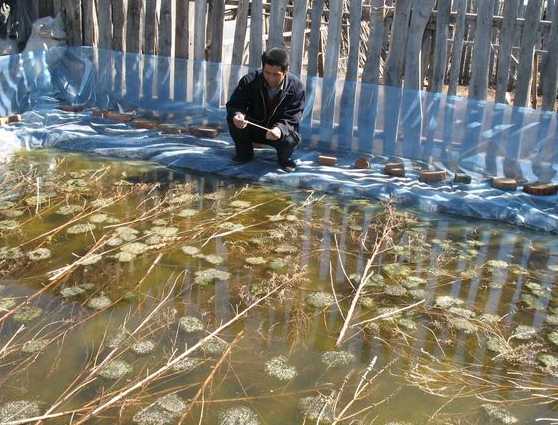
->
xmin=280 ymin=159 xmax=296 ymax=173
xmin=232 ymin=155 xmax=253 ymax=164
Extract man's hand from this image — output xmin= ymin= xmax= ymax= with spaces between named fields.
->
xmin=1 ymin=3 xmax=10 ymax=24
xmin=265 ymin=127 xmax=281 ymax=141
xmin=233 ymin=112 xmax=247 ymax=129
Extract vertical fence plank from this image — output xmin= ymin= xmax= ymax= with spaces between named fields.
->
xmin=495 ymin=0 xmax=518 ymax=103
xmin=514 ymin=0 xmax=543 ymax=107
xmin=249 ymin=0 xmax=263 ymax=67
xmin=307 ymin=0 xmax=324 ymax=77
xmin=323 ymin=0 xmax=343 ymax=81
xmin=319 ymin=0 xmax=343 ymax=147
xmin=208 ymin=0 xmax=224 ymax=62
xmin=194 ymin=0 xmax=207 ymax=60
xmin=96 ymin=0 xmax=113 ymax=49
xmin=174 ymin=0 xmax=189 ymax=102
xmin=542 ymin=2 xmax=558 ymax=110
xmin=290 ymin=0 xmax=309 ymax=76
xmin=231 ymin=0 xmax=249 ymax=65
xmin=268 ymin=0 xmax=288 ymax=48
xmin=345 ymin=0 xmax=362 ymax=81
xmin=64 ymin=0 xmax=83 ymax=46
xmin=126 ymin=0 xmax=143 ymax=53
xmin=448 ymin=0 xmax=466 ymax=95
xmin=144 ymin=0 xmax=157 ymax=55
xmin=431 ymin=0 xmax=450 ymax=92
xmin=229 ymin=0 xmax=250 ymax=93
xmin=111 ymin=0 xmax=125 ymax=51
xmin=469 ymin=0 xmax=495 ymax=100
xmin=384 ymin=0 xmax=411 ymax=87
xmin=175 ymin=0 xmax=189 ymax=59
xmin=82 ymin=0 xmax=97 ymax=45
xmin=362 ymin=0 xmax=385 ymax=84
xmin=403 ymin=0 xmax=435 ymax=91
xmin=159 ymin=0 xmax=172 ymax=56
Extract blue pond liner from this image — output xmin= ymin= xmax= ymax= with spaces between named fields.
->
xmin=1 ymin=47 xmax=557 ymax=232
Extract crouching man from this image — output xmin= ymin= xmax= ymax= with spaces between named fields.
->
xmin=226 ymin=47 xmax=305 ymax=173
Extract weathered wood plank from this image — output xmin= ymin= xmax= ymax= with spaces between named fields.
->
xmin=448 ymin=0 xmax=466 ymax=95
xmin=268 ymin=0 xmax=287 ymax=48
xmin=469 ymin=0 xmax=495 ymax=100
xmin=175 ymin=0 xmax=189 ymax=59
xmin=249 ymin=0 xmax=263 ymax=67
xmin=542 ymin=1 xmax=558 ymax=110
xmin=345 ymin=0 xmax=362 ymax=81
xmin=384 ymin=0 xmax=411 ymax=87
xmin=403 ymin=0 xmax=435 ymax=91
xmin=514 ymin=0 xmax=543 ymax=107
xmin=495 ymin=0 xmax=518 ymax=103
xmin=307 ymin=0 xmax=324 ymax=76
xmin=126 ymin=0 xmax=143 ymax=53
xmin=111 ymin=0 xmax=125 ymax=51
xmin=158 ymin=0 xmax=172 ymax=56
xmin=322 ymin=0 xmax=343 ymax=81
xmin=194 ymin=0 xmax=207 ymax=61
xmin=290 ymin=0 xmax=309 ymax=76
xmin=82 ymin=0 xmax=96 ymax=46
xmin=96 ymin=0 xmax=113 ymax=49
xmin=362 ymin=0 xmax=385 ymax=84
xmin=208 ymin=0 xmax=225 ymax=62
xmin=63 ymin=0 xmax=83 ymax=46
xmin=144 ymin=0 xmax=157 ymax=55
xmin=231 ymin=0 xmax=249 ymax=65
xmin=431 ymin=0 xmax=450 ymax=92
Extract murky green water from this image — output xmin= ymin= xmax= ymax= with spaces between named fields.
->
xmin=1 ymin=150 xmax=558 ymax=424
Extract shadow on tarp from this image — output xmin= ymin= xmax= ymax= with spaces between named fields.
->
xmin=1 ymin=46 xmax=558 ymax=232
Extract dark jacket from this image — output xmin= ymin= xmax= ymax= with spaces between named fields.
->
xmin=226 ymin=70 xmax=305 ymax=140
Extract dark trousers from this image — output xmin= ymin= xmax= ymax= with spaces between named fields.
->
xmin=227 ymin=117 xmax=299 ymax=165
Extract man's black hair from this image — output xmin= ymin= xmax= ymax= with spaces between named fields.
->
xmin=261 ymin=47 xmax=289 ymax=72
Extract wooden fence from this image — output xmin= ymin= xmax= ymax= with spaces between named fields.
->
xmin=37 ymin=0 xmax=558 ymax=111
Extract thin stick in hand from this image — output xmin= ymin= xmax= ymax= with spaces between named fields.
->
xmin=242 ymin=119 xmax=272 ymax=132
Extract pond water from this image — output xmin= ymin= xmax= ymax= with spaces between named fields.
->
xmin=1 ymin=150 xmax=557 ymax=424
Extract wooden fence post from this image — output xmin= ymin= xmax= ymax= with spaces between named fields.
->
xmin=290 ymin=0 xmax=309 ymax=76
xmin=159 ymin=0 xmax=172 ymax=57
xmin=96 ymin=0 xmax=113 ymax=49
xmin=144 ymin=0 xmax=157 ymax=55
xmin=447 ymin=0 xmax=466 ymax=96
xmin=63 ymin=0 xmax=83 ymax=46
xmin=175 ymin=0 xmax=189 ymax=59
xmin=307 ymin=0 xmax=324 ymax=77
xmin=495 ymin=0 xmax=518 ymax=103
xmin=542 ymin=1 xmax=558 ymax=110
xmin=345 ymin=0 xmax=362 ymax=81
xmin=193 ymin=0 xmax=207 ymax=61
xmin=126 ymin=0 xmax=143 ymax=53
xmin=431 ymin=0 xmax=450 ymax=92
xmin=268 ymin=0 xmax=287 ymax=49
xmin=82 ymin=0 xmax=97 ymax=45
xmin=514 ymin=0 xmax=543 ymax=107
xmin=249 ymin=0 xmax=263 ymax=67
xmin=403 ymin=0 xmax=435 ymax=91
xmin=231 ymin=0 xmax=249 ymax=66
xmin=469 ymin=0 xmax=495 ymax=100
xmin=208 ymin=0 xmax=225 ymax=62
xmin=111 ymin=0 xmax=125 ymax=51
xmin=362 ymin=0 xmax=385 ymax=84
xmin=384 ymin=0 xmax=411 ymax=87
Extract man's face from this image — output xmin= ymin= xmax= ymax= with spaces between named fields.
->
xmin=263 ymin=64 xmax=286 ymax=89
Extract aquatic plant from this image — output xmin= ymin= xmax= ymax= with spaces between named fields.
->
xmin=481 ymin=404 xmax=517 ymax=424
xmin=13 ymin=306 xmax=43 ymax=322
xmin=178 ymin=316 xmax=204 ymax=333
xmin=298 ymin=395 xmax=335 ymax=423
xmin=67 ymin=223 xmax=96 ymax=234
xmin=0 ymin=400 xmax=40 ymax=423
xmin=264 ymin=355 xmax=297 ymax=381
xmin=131 ymin=340 xmax=155 ymax=355
xmin=218 ymin=406 xmax=260 ymax=425
xmin=245 ymin=257 xmax=266 ymax=265
xmin=180 ymin=245 xmax=200 ymax=256
xmin=21 ymin=339 xmax=49 ymax=353
xmin=27 ymin=248 xmax=52 ymax=261
xmin=194 ymin=269 xmax=230 ymax=285
xmin=321 ymin=351 xmax=355 ymax=368
xmin=305 ymin=292 xmax=335 ymax=309
xmin=97 ymin=360 xmax=133 ymax=380
xmin=87 ymin=294 xmax=112 ymax=310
